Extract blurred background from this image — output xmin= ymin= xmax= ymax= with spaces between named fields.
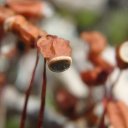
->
xmin=0 ymin=0 xmax=128 ymax=128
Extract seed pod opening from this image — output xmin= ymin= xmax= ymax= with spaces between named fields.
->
xmin=116 ymin=41 xmax=128 ymax=69
xmin=37 ymin=35 xmax=72 ymax=72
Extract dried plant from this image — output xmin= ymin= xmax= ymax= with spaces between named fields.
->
xmin=0 ymin=2 xmax=72 ymax=128
xmin=80 ymin=31 xmax=128 ymax=128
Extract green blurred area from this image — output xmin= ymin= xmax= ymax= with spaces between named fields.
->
xmin=6 ymin=116 xmax=29 ymax=128
xmin=59 ymin=8 xmax=128 ymax=46
xmin=6 ymin=117 xmax=19 ymax=128
xmin=104 ymin=9 xmax=128 ymax=45
xmin=74 ymin=10 xmax=100 ymax=28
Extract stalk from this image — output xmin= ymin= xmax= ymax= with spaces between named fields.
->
xmin=37 ymin=59 xmax=47 ymax=128
xmin=98 ymin=69 xmax=122 ymax=128
xmin=20 ymin=50 xmax=39 ymax=128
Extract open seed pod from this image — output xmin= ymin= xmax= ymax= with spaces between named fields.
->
xmin=88 ymin=53 xmax=114 ymax=74
xmin=116 ymin=41 xmax=128 ymax=69
xmin=81 ymin=67 xmax=109 ymax=86
xmin=37 ymin=35 xmax=72 ymax=72
xmin=81 ymin=31 xmax=107 ymax=54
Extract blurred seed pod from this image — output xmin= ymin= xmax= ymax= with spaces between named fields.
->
xmin=81 ymin=67 xmax=109 ymax=86
xmin=55 ymin=88 xmax=77 ymax=119
xmin=116 ymin=41 xmax=128 ymax=69
xmin=55 ymin=88 xmax=95 ymax=120
xmin=0 ymin=6 xmax=15 ymax=26
xmin=81 ymin=31 xmax=107 ymax=54
xmin=85 ymin=110 xmax=99 ymax=127
xmin=4 ymin=15 xmax=45 ymax=47
xmin=88 ymin=53 xmax=114 ymax=74
xmin=6 ymin=0 xmax=54 ymax=19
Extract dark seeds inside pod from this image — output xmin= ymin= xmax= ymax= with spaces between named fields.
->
xmin=49 ymin=59 xmax=71 ymax=72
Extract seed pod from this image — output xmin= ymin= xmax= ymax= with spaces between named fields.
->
xmin=88 ymin=53 xmax=114 ymax=74
xmin=1 ymin=7 xmax=72 ymax=72
xmin=0 ymin=6 xmax=15 ymax=26
xmin=116 ymin=41 xmax=128 ymax=69
xmin=81 ymin=31 xmax=107 ymax=54
xmin=55 ymin=88 xmax=77 ymax=118
xmin=4 ymin=15 xmax=45 ymax=47
xmin=37 ymin=35 xmax=72 ymax=72
xmin=6 ymin=0 xmax=53 ymax=18
xmin=85 ymin=111 xmax=98 ymax=127
xmin=81 ymin=67 xmax=109 ymax=86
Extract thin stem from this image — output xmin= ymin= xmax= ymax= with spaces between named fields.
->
xmin=20 ymin=50 xmax=39 ymax=128
xmin=98 ymin=105 xmax=107 ymax=128
xmin=37 ymin=59 xmax=47 ymax=128
xmin=109 ymin=69 xmax=122 ymax=99
xmin=98 ymin=81 xmax=109 ymax=128
xmin=98 ymin=69 xmax=122 ymax=128
xmin=89 ymin=86 xmax=93 ymax=99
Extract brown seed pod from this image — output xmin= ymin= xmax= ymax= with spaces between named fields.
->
xmin=55 ymin=88 xmax=77 ymax=118
xmin=88 ymin=53 xmax=114 ymax=74
xmin=85 ymin=111 xmax=99 ymax=127
xmin=81 ymin=67 xmax=109 ymax=86
xmin=0 ymin=7 xmax=72 ymax=72
xmin=116 ymin=41 xmax=128 ymax=69
xmin=37 ymin=35 xmax=72 ymax=72
xmin=0 ymin=6 xmax=15 ymax=26
xmin=81 ymin=31 xmax=107 ymax=54
xmin=4 ymin=15 xmax=45 ymax=47
xmin=55 ymin=88 xmax=95 ymax=120
xmin=6 ymin=0 xmax=44 ymax=18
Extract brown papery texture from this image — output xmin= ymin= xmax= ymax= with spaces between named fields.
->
xmin=81 ymin=31 xmax=107 ymax=54
xmin=0 ymin=7 xmax=15 ymax=25
xmin=107 ymin=101 xmax=128 ymax=128
xmin=55 ymin=88 xmax=77 ymax=117
xmin=10 ymin=15 xmax=46 ymax=47
xmin=81 ymin=67 xmax=109 ymax=86
xmin=37 ymin=35 xmax=72 ymax=60
xmin=88 ymin=53 xmax=114 ymax=74
xmin=6 ymin=0 xmax=43 ymax=18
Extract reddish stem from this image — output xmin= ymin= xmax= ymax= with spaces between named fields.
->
xmin=37 ymin=59 xmax=47 ymax=128
xmin=98 ymin=99 xmax=108 ymax=128
xmin=109 ymin=70 xmax=121 ymax=99
xmin=20 ymin=50 xmax=39 ymax=128
xmin=98 ymin=70 xmax=122 ymax=128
